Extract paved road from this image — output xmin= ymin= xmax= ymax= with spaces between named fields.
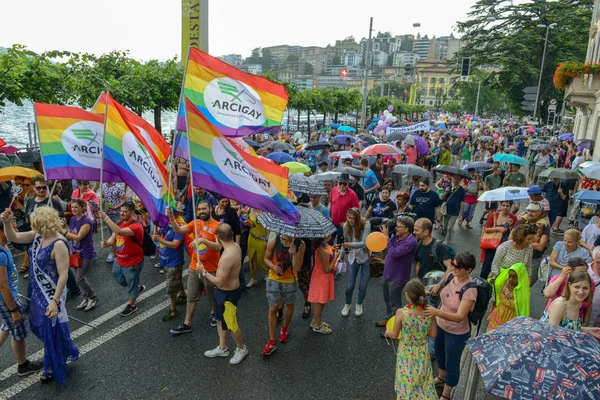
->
xmin=0 ymin=200 xmax=555 ymax=399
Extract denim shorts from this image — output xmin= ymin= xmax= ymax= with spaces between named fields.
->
xmin=112 ymin=261 xmax=143 ymax=298
xmin=266 ymin=279 xmax=298 ymax=306
xmin=0 ymin=298 xmax=28 ymax=341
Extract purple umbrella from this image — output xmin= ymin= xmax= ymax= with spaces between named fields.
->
xmin=409 ymin=135 xmax=430 ymax=155
xmin=333 ymin=134 xmax=356 ymax=144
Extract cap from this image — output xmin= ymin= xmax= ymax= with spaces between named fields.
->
xmin=526 ymin=202 xmax=543 ymax=212
xmin=339 ymin=173 xmax=350 ymax=182
xmin=527 ymin=185 xmax=542 ymax=195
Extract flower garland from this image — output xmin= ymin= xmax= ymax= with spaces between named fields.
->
xmin=553 ymin=62 xmax=600 ymax=90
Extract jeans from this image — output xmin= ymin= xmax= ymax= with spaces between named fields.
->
xmin=382 ymin=278 xmax=405 ymax=318
xmin=67 ymin=268 xmax=79 ymax=294
xmin=548 ymin=208 xmax=559 ymax=228
xmin=75 ymin=258 xmax=96 ymax=300
xmin=480 ymin=249 xmax=496 ymax=280
xmin=462 ymin=203 xmax=477 ymax=223
xmin=345 ymin=260 xmax=370 ymax=305
xmin=434 ymin=325 xmax=471 ymax=387
xmin=112 ymin=261 xmax=143 ymax=298
xmin=441 ymin=214 xmax=458 ymax=245
xmin=529 ymin=257 xmax=541 ymax=287
xmin=332 ymin=225 xmax=344 ymax=245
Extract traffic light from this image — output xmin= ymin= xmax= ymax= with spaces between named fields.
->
xmin=461 ymin=57 xmax=471 ymax=77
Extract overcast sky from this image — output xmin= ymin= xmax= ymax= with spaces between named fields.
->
xmin=1 ymin=0 xmax=478 ymax=60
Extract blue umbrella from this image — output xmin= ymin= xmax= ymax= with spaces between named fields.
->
xmin=571 ymin=190 xmax=600 ymax=204
xmin=333 ymin=134 xmax=356 ymax=144
xmin=558 ymin=133 xmax=574 ymax=140
xmin=330 ymin=123 xmax=341 ymax=129
xmin=337 ymin=126 xmax=357 ymax=133
xmin=266 ymin=152 xmax=294 ymax=163
xmin=367 ymin=121 xmax=377 ymax=131
xmin=493 ymin=153 xmax=528 ymax=166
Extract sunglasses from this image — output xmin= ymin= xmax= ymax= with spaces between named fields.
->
xmin=338 ymin=182 xmax=348 ymax=186
xmin=35 ymin=186 xmax=48 ymax=191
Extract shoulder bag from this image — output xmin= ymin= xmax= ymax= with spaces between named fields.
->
xmin=479 ymin=212 xmax=503 ymax=250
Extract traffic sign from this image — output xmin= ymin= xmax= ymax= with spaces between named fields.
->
xmin=523 ymin=87 xmax=538 ymax=94
xmin=523 ymin=94 xmax=537 ymax=101
xmin=521 ymin=105 xmax=535 ymax=112
xmin=548 ymin=104 xmax=557 ymax=111
xmin=550 ymin=98 xmax=557 ymax=105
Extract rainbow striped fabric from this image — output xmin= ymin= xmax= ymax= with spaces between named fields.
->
xmin=103 ymin=94 xmax=174 ymax=226
xmin=177 ymin=47 xmax=288 ymax=137
xmin=92 ymin=92 xmax=171 ymax=163
xmin=35 ymin=103 xmax=120 ymax=181
xmin=184 ymin=98 xmax=299 ymax=224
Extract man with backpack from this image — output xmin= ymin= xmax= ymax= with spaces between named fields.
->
xmin=413 ymin=218 xmax=453 ymax=282
xmin=100 ymin=202 xmax=147 ymax=317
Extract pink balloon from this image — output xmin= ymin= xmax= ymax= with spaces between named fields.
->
xmin=493 ymin=134 xmax=499 ymax=139
xmin=388 ymin=105 xmax=394 ymax=112
xmin=380 ymin=115 xmax=386 ymax=121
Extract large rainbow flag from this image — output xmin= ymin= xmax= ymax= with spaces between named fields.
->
xmin=177 ymin=47 xmax=289 ymax=137
xmin=103 ymin=94 xmax=174 ymax=226
xmin=184 ymin=98 xmax=299 ymax=224
xmin=35 ymin=103 xmax=120 ymax=181
xmin=92 ymin=92 xmax=171 ymax=163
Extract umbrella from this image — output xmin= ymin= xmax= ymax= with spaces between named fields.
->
xmin=337 ymin=126 xmax=356 ymax=133
xmin=581 ymin=163 xmax=600 ymax=180
xmin=392 ymin=165 xmax=433 ymax=180
xmin=538 ymin=168 xmax=553 ymax=179
xmin=265 ymin=141 xmax=295 ymax=152
xmin=572 ymin=190 xmax=600 ymax=204
xmin=530 ymin=139 xmax=548 ymax=145
xmin=266 ymin=152 xmax=294 ymax=163
xmin=0 ymin=166 xmax=41 ymax=181
xmin=547 ymin=168 xmax=580 ymax=180
xmin=356 ymin=134 xmax=380 ymax=145
xmin=258 ymin=156 xmax=275 ymax=164
xmin=580 ymin=160 xmax=599 ymax=170
xmin=530 ymin=143 xmax=552 ymax=151
xmin=477 ymin=186 xmax=530 ymax=202
xmin=405 ymin=135 xmax=430 ymax=155
xmin=330 ymin=123 xmax=341 ymax=129
xmin=332 ymin=134 xmax=356 ymax=144
xmin=479 ymin=136 xmax=494 ymax=142
xmin=288 ymin=174 xmax=326 ymax=195
xmin=385 ymin=132 xmax=407 ymax=143
xmin=493 ymin=153 xmax=528 ymax=166
xmin=256 ymin=206 xmax=336 ymax=238
xmin=329 ymin=151 xmax=361 ymax=160
xmin=360 ymin=144 xmax=403 ymax=156
xmin=462 ymin=162 xmax=493 ymax=171
xmin=455 ymin=131 xmax=468 ymax=138
xmin=317 ymin=127 xmax=330 ymax=133
xmin=334 ymin=166 xmax=366 ymax=177
xmin=432 ymin=165 xmax=471 ymax=179
xmin=558 ymin=133 xmax=574 ymax=141
xmin=243 ymin=139 xmax=261 ymax=149
xmin=304 ymin=141 xmax=331 ymax=151
xmin=467 ymin=316 xmax=600 ymax=400
xmin=514 ymin=135 xmax=527 ymax=141
xmin=282 ymin=162 xmax=311 ymax=174
xmin=0 ymin=145 xmax=19 ymax=155
xmin=313 ymin=171 xmax=341 ymax=181
xmin=575 ymin=139 xmax=595 ymax=149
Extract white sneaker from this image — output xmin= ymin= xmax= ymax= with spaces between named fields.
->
xmin=341 ymin=304 xmax=351 ymax=317
xmin=204 ymin=345 xmax=229 ymax=358
xmin=106 ymin=253 xmax=115 ymax=263
xmin=76 ymin=299 xmax=88 ymax=310
xmin=229 ymin=346 xmax=248 ymax=365
xmin=246 ymin=279 xmax=257 ymax=288
xmin=355 ymin=304 xmax=363 ymax=317
xmin=85 ymin=298 xmax=98 ymax=311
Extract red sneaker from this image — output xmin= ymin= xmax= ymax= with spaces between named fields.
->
xmin=279 ymin=326 xmax=289 ymax=343
xmin=262 ymin=339 xmax=277 ymax=356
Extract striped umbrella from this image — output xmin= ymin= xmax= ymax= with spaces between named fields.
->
xmin=257 ymin=206 xmax=336 ymax=238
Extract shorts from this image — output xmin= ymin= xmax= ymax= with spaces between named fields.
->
xmin=187 ymin=269 xmax=215 ymax=303
xmin=485 ymin=201 xmax=498 ymax=211
xmin=165 ymin=265 xmax=184 ymax=295
xmin=112 ymin=262 xmax=143 ymax=298
xmin=177 ymin=175 xmax=188 ymax=191
xmin=0 ymin=298 xmax=28 ymax=341
xmin=297 ymin=269 xmax=312 ymax=293
xmin=266 ymin=279 xmax=298 ymax=307
xmin=559 ymin=203 xmax=568 ymax=218
xmin=213 ymin=287 xmax=242 ymax=331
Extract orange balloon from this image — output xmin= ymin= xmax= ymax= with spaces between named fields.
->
xmin=366 ymin=232 xmax=388 ymax=252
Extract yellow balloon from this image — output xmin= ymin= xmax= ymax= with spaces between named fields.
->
xmin=366 ymin=232 xmax=388 ymax=252
xmin=386 ymin=316 xmax=400 ymax=339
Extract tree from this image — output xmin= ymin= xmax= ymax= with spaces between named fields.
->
xmin=331 ymin=55 xmax=341 ymax=65
xmin=455 ymin=69 xmax=508 ymax=115
xmin=304 ymin=63 xmax=314 ymax=75
xmin=251 ymin=47 xmax=261 ymax=57
xmin=444 ymin=101 xmax=463 ymax=114
xmin=457 ymin=0 xmax=593 ymax=117
xmin=286 ymin=54 xmax=299 ymax=62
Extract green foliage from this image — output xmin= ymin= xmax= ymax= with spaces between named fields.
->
xmin=457 ymin=0 xmax=593 ymax=117
xmin=455 ymin=70 xmax=508 ymax=115
xmin=444 ymin=101 xmax=463 ymax=114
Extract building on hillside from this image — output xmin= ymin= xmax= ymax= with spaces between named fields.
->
xmin=568 ymin=0 xmax=600 ymax=159
xmin=278 ymin=71 xmax=297 ymax=81
xmin=393 ymin=52 xmax=420 ymax=68
xmin=291 ymin=76 xmax=316 ymax=91
xmin=397 ymin=34 xmax=415 ymax=52
xmin=335 ymin=38 xmax=361 ymax=53
xmin=429 ymin=35 xmax=461 ymax=61
xmin=324 ymin=65 xmax=364 ymax=77
xmin=414 ymin=58 xmax=460 ymax=107
xmin=302 ymin=54 xmax=329 ymax=74
xmin=218 ymin=54 xmax=243 ymax=66
xmin=282 ymin=60 xmax=310 ymax=75
xmin=315 ymin=76 xmax=347 ymax=89
xmin=288 ymin=45 xmax=302 ymax=57
xmin=413 ymin=35 xmax=431 ymax=60
xmin=262 ymin=45 xmax=290 ymax=61
xmin=240 ymin=64 xmax=263 ymax=75
xmin=301 ymin=46 xmax=327 ymax=57
xmin=342 ymin=50 xmax=363 ymax=67
xmin=371 ymin=36 xmax=403 ymax=55
xmin=371 ymin=50 xmax=389 ymax=68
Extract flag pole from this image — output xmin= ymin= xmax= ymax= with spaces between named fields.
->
xmin=99 ymin=92 xmax=110 ymax=243
xmin=184 ymin=98 xmax=200 ymax=269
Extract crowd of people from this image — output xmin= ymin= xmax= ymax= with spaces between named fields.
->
xmin=2 ymin=118 xmax=600 ymax=398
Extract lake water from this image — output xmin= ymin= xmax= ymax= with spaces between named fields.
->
xmin=0 ymin=101 xmax=178 ymax=148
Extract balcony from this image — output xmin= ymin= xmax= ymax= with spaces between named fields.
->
xmin=565 ymin=75 xmax=600 ymax=112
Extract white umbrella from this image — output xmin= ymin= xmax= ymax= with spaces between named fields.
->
xmin=313 ymin=171 xmax=341 ymax=181
xmin=581 ymin=163 xmax=600 ymax=180
xmin=403 ymin=135 xmax=416 ymax=146
xmin=478 ymin=187 xmax=530 ymax=202
xmin=579 ymin=161 xmax=598 ymax=170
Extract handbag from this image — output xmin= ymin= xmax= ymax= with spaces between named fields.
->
xmin=69 ymin=252 xmax=82 ymax=268
xmin=479 ymin=212 xmax=503 ymax=250
xmin=368 ymin=252 xmax=385 ymax=278
xmin=440 ymin=187 xmax=458 ymax=216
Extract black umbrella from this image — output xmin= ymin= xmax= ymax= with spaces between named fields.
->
xmin=530 ymin=143 xmax=552 ymax=151
xmin=479 ymin=136 xmax=494 ymax=142
xmin=356 ymin=134 xmax=380 ymax=145
xmin=547 ymin=168 xmax=581 ymax=180
xmin=288 ymin=174 xmax=326 ymax=195
xmin=243 ymin=139 xmax=261 ymax=149
xmin=304 ymin=141 xmax=332 ymax=151
xmin=433 ymin=165 xmax=471 ymax=179
xmin=256 ymin=206 xmax=336 ymax=238
xmin=334 ymin=166 xmax=366 ymax=177
xmin=514 ymin=135 xmax=527 ymax=141
xmin=385 ymin=132 xmax=407 ymax=143
xmin=575 ymin=139 xmax=595 ymax=149
xmin=392 ymin=164 xmax=433 ymax=180
xmin=265 ymin=141 xmax=295 ymax=152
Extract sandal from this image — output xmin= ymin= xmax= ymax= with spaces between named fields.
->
xmin=434 ymin=377 xmax=445 ymax=387
xmin=19 ymin=265 xmax=28 ymax=274
xmin=40 ymin=374 xmax=54 ymax=384
xmin=440 ymin=396 xmax=451 ymax=400
xmin=302 ymin=303 xmax=311 ymax=319
xmin=310 ymin=321 xmax=330 ymax=329
xmin=312 ymin=323 xmax=332 ymax=335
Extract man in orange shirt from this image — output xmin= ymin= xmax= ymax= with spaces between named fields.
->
xmin=167 ymin=200 xmax=222 ymax=334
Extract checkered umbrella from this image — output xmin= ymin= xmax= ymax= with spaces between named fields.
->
xmin=288 ymin=174 xmax=326 ymax=195
xmin=467 ymin=317 xmax=600 ymax=400
xmin=256 ymin=206 xmax=336 ymax=238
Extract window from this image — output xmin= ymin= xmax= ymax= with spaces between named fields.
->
xmin=429 ymin=100 xmax=434 ymax=105
xmin=430 ymin=78 xmax=437 ymax=85
xmin=429 ymin=88 xmax=435 ymax=96
xmin=422 ymin=77 xmax=429 ymax=84
xmin=439 ymin=78 xmax=445 ymax=84
xmin=421 ymin=89 xmax=427 ymax=97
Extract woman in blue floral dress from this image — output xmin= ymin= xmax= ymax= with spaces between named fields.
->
xmin=385 ymin=279 xmax=437 ymax=399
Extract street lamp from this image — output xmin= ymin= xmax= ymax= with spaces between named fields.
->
xmin=533 ymin=22 xmax=557 ymax=121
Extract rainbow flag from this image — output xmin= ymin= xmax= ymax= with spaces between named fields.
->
xmin=177 ymin=47 xmax=289 ymax=137
xmin=92 ymin=92 xmax=171 ymax=163
xmin=35 ymin=103 xmax=120 ymax=181
xmin=103 ymin=94 xmax=174 ymax=226
xmin=184 ymin=98 xmax=299 ymax=224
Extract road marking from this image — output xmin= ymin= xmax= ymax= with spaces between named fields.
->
xmin=0 ymin=299 xmax=171 ymax=399
xmin=0 ymin=269 xmax=188 ymax=381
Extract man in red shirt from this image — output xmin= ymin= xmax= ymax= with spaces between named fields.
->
xmin=167 ymin=200 xmax=222 ymax=334
xmin=328 ymin=174 xmax=359 ymax=242
xmin=100 ymin=202 xmax=146 ymax=317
